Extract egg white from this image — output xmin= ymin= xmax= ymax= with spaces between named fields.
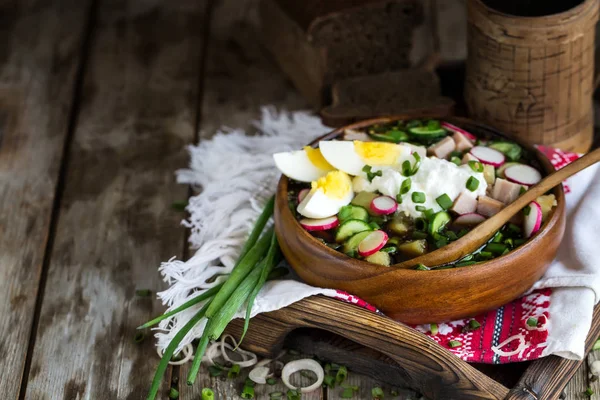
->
xmin=273 ymin=150 xmax=330 ymax=182
xmin=318 ymin=141 xmax=366 ymax=176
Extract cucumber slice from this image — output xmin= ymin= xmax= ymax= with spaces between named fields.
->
xmin=429 ymin=211 xmax=451 ymax=234
xmin=497 ymin=162 xmax=521 ymax=178
xmin=337 ymin=204 xmax=369 ymax=223
xmin=351 ymin=191 xmax=379 ymax=216
xmin=489 ymin=142 xmax=522 ymax=162
xmin=343 ymin=230 xmax=372 ymax=255
xmin=369 ymin=129 xmax=409 ymax=143
xmin=335 ymin=219 xmax=372 ymax=243
xmin=408 ymin=126 xmax=447 ymax=139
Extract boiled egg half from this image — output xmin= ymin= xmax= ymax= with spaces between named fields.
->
xmin=273 ymin=146 xmax=335 ymax=182
xmin=297 ymin=170 xmax=354 ymax=218
xmin=319 ymin=140 xmax=413 ymax=176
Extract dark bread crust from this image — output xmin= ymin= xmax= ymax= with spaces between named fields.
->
xmin=320 ymin=69 xmax=454 ymax=127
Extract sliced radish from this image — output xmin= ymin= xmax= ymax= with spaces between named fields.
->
xmin=523 ymin=201 xmax=542 ymax=238
xmin=469 ymin=146 xmax=505 ymax=167
xmin=358 ymin=230 xmax=388 ymax=257
xmin=370 ymin=196 xmax=398 ymax=215
xmin=441 ymin=121 xmax=477 ymax=141
xmin=454 ymin=213 xmax=486 ymax=226
xmin=504 ymin=164 xmax=542 ymax=186
xmin=299 ymin=216 xmax=339 ymax=231
xmin=297 ymin=188 xmax=310 ymax=203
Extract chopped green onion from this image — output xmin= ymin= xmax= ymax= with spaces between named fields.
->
xmin=457 ymin=228 xmax=469 ymax=238
xmin=414 ymin=218 xmax=428 ymax=231
xmin=169 ymin=388 xmax=179 ymax=399
xmin=267 ymin=377 xmax=278 ymax=385
xmin=228 ymin=364 xmax=241 ymax=379
xmin=171 ymin=201 xmax=188 ymax=211
xmin=466 ymin=177 xmax=479 ymax=192
xmin=526 ymin=317 xmax=538 ymax=327
xmin=423 ymin=209 xmax=435 ymax=221
xmin=436 ymin=194 xmax=453 ymax=210
xmin=241 ymin=385 xmax=255 ymax=399
xmin=446 ymin=231 xmax=458 ymax=241
xmin=286 ymin=389 xmax=301 ymax=400
xmin=492 ymin=232 xmax=504 ymax=243
xmin=524 ymin=205 xmax=531 ymax=216
xmin=427 ymin=120 xmax=441 ymax=130
xmin=448 ymin=340 xmax=462 ymax=348
xmin=456 ymin=260 xmax=478 ymax=267
xmin=208 ymin=365 xmax=222 ymax=377
xmin=450 ymin=156 xmax=461 ymax=166
xmin=585 ymin=387 xmax=594 ymax=397
xmin=430 ymin=323 xmax=438 ymax=335
xmin=372 ymin=386 xmax=385 ymax=399
xmin=381 ymin=246 xmax=397 ymax=254
xmin=245 ymin=378 xmax=256 ymax=387
xmin=401 ymin=160 xmax=412 ymax=177
xmin=478 ymin=251 xmax=494 ymax=259
xmin=400 ymin=178 xmax=412 ymax=195
xmin=593 ymin=338 xmax=600 ymax=351
xmin=134 ymin=332 xmax=145 ymax=343
xmin=508 ymin=223 xmax=521 ymax=233
xmin=415 ymin=263 xmax=429 ymax=271
xmin=269 ymin=392 xmax=283 ymax=400
xmin=341 ymin=388 xmax=354 ymax=398
xmin=468 ymin=160 xmax=484 ymax=173
xmin=484 ymin=242 xmax=507 ymax=255
xmin=411 ymin=231 xmax=428 ymax=240
xmin=369 ymin=222 xmax=380 ymax=230
xmin=395 ymin=193 xmax=403 ymax=203
xmin=323 ymin=375 xmax=336 ymax=388
xmin=412 ymin=192 xmax=426 ymax=204
xmin=135 ymin=289 xmax=152 ymax=297
xmin=519 ymin=186 xmax=527 ymax=195
xmin=469 ymin=320 xmax=481 ymax=330
xmin=504 ymin=238 xmax=514 ymax=248
xmin=435 ymin=237 xmax=448 ymax=249
xmin=415 ymin=205 xmax=426 ymax=212
xmin=514 ymin=238 xmax=526 ymax=246
xmin=363 ymin=165 xmax=382 ymax=182
xmin=336 ymin=365 xmax=348 ymax=384
xmin=202 ymin=388 xmax=215 ymax=400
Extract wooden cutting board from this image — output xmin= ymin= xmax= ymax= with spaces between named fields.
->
xmin=225 ymin=296 xmax=600 ymax=400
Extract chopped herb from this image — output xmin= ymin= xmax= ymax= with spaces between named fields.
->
xmin=381 ymin=246 xmax=397 ymax=254
xmin=468 ymin=160 xmax=484 ymax=173
xmin=245 ymin=378 xmax=256 ymax=387
xmin=446 ymin=231 xmax=458 ymax=241
xmin=519 ymin=186 xmax=527 ymax=195
xmin=585 ymin=387 xmax=594 ymax=397
xmin=514 ymin=238 xmax=526 ymax=246
xmin=508 ymin=223 xmax=522 ymax=233
xmin=423 ymin=208 xmax=435 ymax=221
xmin=468 ymin=320 xmax=481 ymax=330
xmin=415 ymin=205 xmax=426 ymax=212
xmin=171 ymin=201 xmax=188 ymax=212
xmin=448 ymin=340 xmax=462 ymax=348
xmin=492 ymin=231 xmax=504 ymax=243
xmin=169 ymin=388 xmax=179 ymax=399
xmin=395 ymin=193 xmax=403 ymax=203
xmin=369 ymin=222 xmax=380 ymax=230
xmin=201 ymin=388 xmax=215 ymax=400
xmin=265 ymin=377 xmax=277 ymax=385
xmin=341 ymin=388 xmax=354 ymax=398
xmin=362 ymin=165 xmax=382 ymax=182
xmin=414 ymin=218 xmax=428 ymax=231
xmin=228 ymin=364 xmax=240 ymax=379
xmin=526 ymin=317 xmax=538 ymax=327
xmin=466 ymin=177 xmax=479 ymax=192
xmin=411 ymin=231 xmax=428 ymax=240
xmin=456 ymin=260 xmax=478 ymax=267
xmin=450 ymin=156 xmax=462 ymax=166
xmin=436 ymin=194 xmax=453 ymax=210
xmin=242 ymin=385 xmax=255 ymax=399
xmin=134 ymin=332 xmax=145 ymax=343
xmin=524 ymin=205 xmax=531 ymax=216
xmin=484 ymin=242 xmax=507 ymax=255
xmin=286 ymin=389 xmax=301 ymax=400
xmin=400 ymin=178 xmax=412 ymax=195
xmin=372 ymin=386 xmax=385 ymax=399
xmin=435 ymin=237 xmax=448 ymax=249
xmin=427 ymin=120 xmax=441 ymax=130
xmin=430 ymin=323 xmax=438 ymax=335
xmin=504 ymin=238 xmax=514 ymax=248
xmin=323 ymin=375 xmax=336 ymax=388
xmin=135 ymin=289 xmax=152 ymax=297
xmin=457 ymin=228 xmax=469 ymax=238
xmin=207 ymin=365 xmax=223 ymax=377
xmin=269 ymin=392 xmax=283 ymax=400
xmin=412 ymin=192 xmax=426 ymax=203
xmin=336 ymin=365 xmax=348 ymax=384
xmin=478 ymin=251 xmax=494 ymax=259
xmin=415 ymin=263 xmax=429 ymax=271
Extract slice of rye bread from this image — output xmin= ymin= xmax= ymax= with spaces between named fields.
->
xmin=260 ymin=0 xmax=425 ymax=106
xmin=320 ymin=69 xmax=455 ymax=127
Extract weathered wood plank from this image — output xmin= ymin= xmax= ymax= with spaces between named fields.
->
xmin=22 ymin=0 xmax=207 ymax=398
xmin=327 ymin=371 xmax=417 ymax=400
xmin=0 ymin=0 xmax=93 ymax=397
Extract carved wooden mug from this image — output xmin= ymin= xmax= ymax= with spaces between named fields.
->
xmin=465 ymin=0 xmax=599 ymax=153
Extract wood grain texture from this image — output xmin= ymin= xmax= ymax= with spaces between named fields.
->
xmin=275 ymin=115 xmax=565 ymax=323
xmin=464 ymin=0 xmax=598 ymax=153
xmin=226 ymin=296 xmax=509 ymax=400
xmin=21 ymin=0 xmax=207 ymax=398
xmin=0 ymin=0 xmax=93 ymax=397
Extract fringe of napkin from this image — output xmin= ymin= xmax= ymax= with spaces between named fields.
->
xmin=154 ymin=107 xmax=328 ymax=352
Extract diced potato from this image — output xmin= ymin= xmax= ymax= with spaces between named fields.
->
xmin=483 ymin=164 xmax=496 ymax=185
xmin=365 ymin=251 xmax=391 ymax=266
xmin=351 ymin=191 xmax=379 ymax=216
xmin=536 ymin=194 xmax=557 ymax=222
xmin=397 ymin=239 xmax=428 ymax=258
xmin=387 ymin=216 xmax=411 ymax=236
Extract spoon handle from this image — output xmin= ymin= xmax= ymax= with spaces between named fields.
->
xmin=397 ymin=147 xmax=600 ymax=268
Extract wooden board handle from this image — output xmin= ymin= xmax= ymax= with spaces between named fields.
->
xmin=233 ymin=296 xmax=510 ymax=399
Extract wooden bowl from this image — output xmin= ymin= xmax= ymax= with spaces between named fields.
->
xmin=274 ymin=115 xmax=566 ymax=324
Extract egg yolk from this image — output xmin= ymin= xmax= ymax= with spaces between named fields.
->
xmin=354 ymin=141 xmax=401 ymax=165
xmin=311 ymin=171 xmax=351 ymax=200
xmin=304 ymin=146 xmax=333 ymax=170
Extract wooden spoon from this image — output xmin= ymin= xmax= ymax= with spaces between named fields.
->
xmin=395 ymin=147 xmax=600 ymax=269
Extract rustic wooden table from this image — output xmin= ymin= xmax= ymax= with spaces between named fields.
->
xmin=2 ymin=0 xmax=598 ymax=399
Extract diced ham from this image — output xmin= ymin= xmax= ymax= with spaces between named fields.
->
xmin=344 ymin=129 xmax=372 ymax=142
xmin=492 ymin=178 xmax=522 ymax=204
xmin=427 ymin=136 xmax=456 ymax=159
xmin=450 ymin=192 xmax=478 ymax=215
xmin=462 ymin=152 xmax=479 ymax=164
xmin=452 ymin=131 xmax=474 ymax=152
xmin=477 ymin=196 xmax=504 ymax=217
